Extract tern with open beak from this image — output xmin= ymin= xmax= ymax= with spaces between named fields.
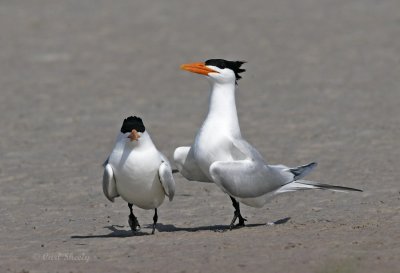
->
xmin=174 ymin=59 xmax=362 ymax=229
xmin=103 ymin=116 xmax=175 ymax=234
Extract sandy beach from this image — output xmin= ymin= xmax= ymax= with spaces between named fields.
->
xmin=0 ymin=0 xmax=399 ymax=272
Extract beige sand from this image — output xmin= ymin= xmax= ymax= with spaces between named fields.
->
xmin=0 ymin=0 xmax=399 ymax=272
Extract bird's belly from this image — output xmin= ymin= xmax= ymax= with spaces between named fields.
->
xmin=112 ymin=152 xmax=165 ymax=209
xmin=237 ymin=192 xmax=277 ymax=208
xmin=117 ymin=174 xmax=165 ymax=210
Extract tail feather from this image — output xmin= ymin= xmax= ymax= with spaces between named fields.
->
xmin=290 ymin=162 xmax=318 ymax=180
xmin=277 ymin=179 xmax=362 ymax=194
xmin=297 ymin=180 xmax=362 ymax=192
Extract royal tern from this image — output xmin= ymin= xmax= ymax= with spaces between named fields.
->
xmin=174 ymin=59 xmax=362 ymax=229
xmin=103 ymin=116 xmax=175 ymax=234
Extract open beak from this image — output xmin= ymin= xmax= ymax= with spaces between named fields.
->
xmin=180 ymin=62 xmax=219 ymax=75
xmin=128 ymin=129 xmax=140 ymax=142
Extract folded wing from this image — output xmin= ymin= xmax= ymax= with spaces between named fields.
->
xmin=209 ymin=160 xmax=287 ymax=198
xmin=158 ymin=159 xmax=176 ymax=201
xmin=102 ymin=164 xmax=119 ymax=202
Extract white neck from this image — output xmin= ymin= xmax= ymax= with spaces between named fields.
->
xmin=135 ymin=131 xmax=154 ymax=149
xmin=204 ymin=81 xmax=241 ymax=137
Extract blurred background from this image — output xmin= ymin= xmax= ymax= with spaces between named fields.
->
xmin=0 ymin=0 xmax=399 ymax=272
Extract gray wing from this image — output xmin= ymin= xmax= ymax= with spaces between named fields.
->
xmin=209 ymin=160 xmax=286 ymax=198
xmin=230 ymin=138 xmax=267 ymax=163
xmin=233 ymin=138 xmax=319 ymax=180
xmin=209 ymin=138 xmax=293 ymax=198
xmin=102 ymin=164 xmax=119 ymax=202
xmin=158 ymin=156 xmax=176 ymax=201
xmin=173 ymin=146 xmax=212 ymax=182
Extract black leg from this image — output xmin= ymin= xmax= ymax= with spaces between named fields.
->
xmin=128 ymin=203 xmax=140 ymax=233
xmin=229 ymin=196 xmax=247 ymax=230
xmin=152 ymin=208 xmax=158 ymax=235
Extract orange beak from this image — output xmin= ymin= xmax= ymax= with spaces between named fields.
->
xmin=128 ymin=129 xmax=140 ymax=142
xmin=180 ymin=62 xmax=219 ymax=75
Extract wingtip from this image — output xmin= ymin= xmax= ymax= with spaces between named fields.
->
xmin=167 ymin=191 xmax=175 ymax=202
xmin=106 ymin=196 xmax=115 ymax=202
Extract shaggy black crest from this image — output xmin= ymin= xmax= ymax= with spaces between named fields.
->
xmin=205 ymin=59 xmax=246 ymax=84
xmin=120 ymin=116 xmax=145 ymax=133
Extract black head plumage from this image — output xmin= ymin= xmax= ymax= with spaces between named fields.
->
xmin=205 ymin=59 xmax=246 ymax=84
xmin=120 ymin=116 xmax=145 ymax=133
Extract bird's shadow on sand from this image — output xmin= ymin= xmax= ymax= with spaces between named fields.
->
xmin=71 ymin=225 xmax=149 ymax=238
xmin=70 ymin=217 xmax=291 ymax=239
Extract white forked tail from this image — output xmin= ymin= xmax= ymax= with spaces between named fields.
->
xmin=276 ymin=179 xmax=363 ymax=194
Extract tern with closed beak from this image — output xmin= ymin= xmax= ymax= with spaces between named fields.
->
xmin=103 ymin=116 xmax=175 ymax=234
xmin=174 ymin=59 xmax=362 ymax=229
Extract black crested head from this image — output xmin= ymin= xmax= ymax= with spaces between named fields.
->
xmin=120 ymin=116 xmax=145 ymax=133
xmin=205 ymin=59 xmax=246 ymax=84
